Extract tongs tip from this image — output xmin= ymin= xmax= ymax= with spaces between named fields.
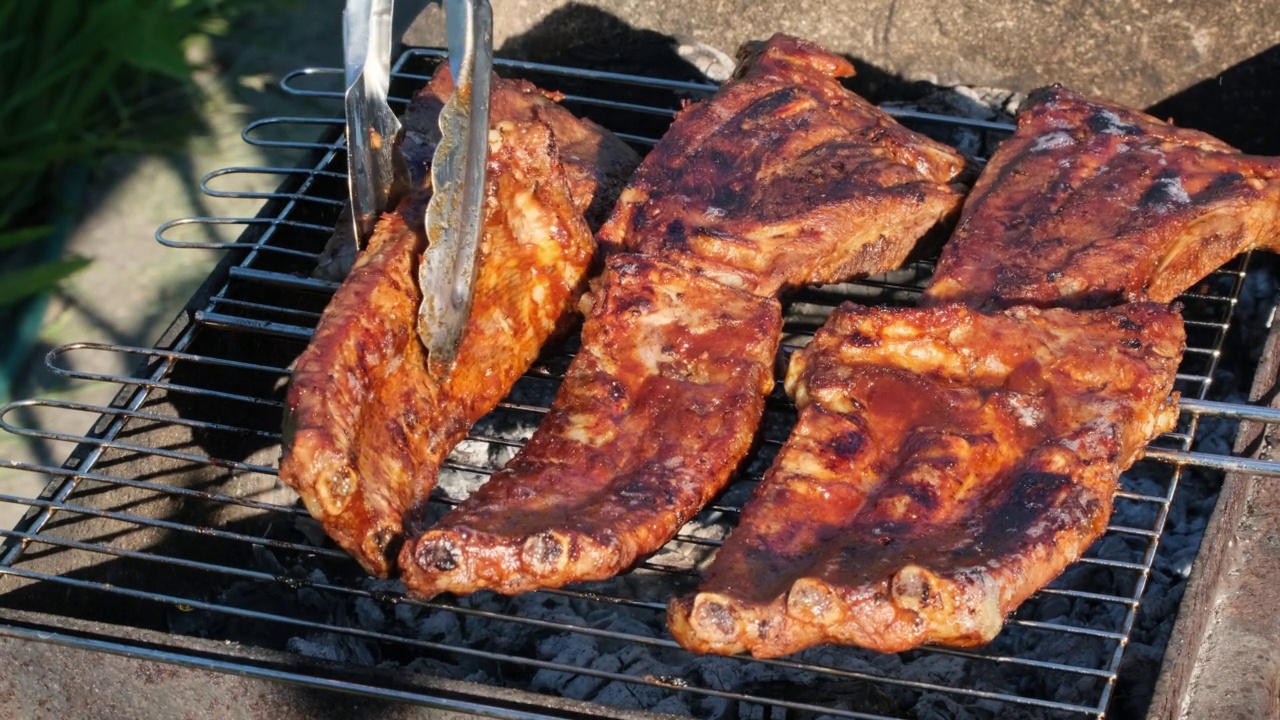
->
xmin=343 ymin=0 xmax=407 ymax=250
xmin=419 ymin=0 xmax=495 ymax=373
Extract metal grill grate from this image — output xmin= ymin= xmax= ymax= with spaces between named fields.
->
xmin=3 ymin=48 xmax=1280 ymax=720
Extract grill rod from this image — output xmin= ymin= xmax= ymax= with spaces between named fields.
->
xmin=9 ymin=346 xmax=1278 ymax=478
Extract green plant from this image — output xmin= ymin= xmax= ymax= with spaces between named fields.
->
xmin=0 ymin=0 xmax=251 ymax=305
xmin=0 ymin=224 xmax=90 ymax=307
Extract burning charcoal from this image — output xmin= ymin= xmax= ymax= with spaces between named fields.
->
xmin=250 ymin=545 xmax=285 ymax=574
xmin=733 ymin=678 xmax=900 ymax=719
xmin=287 ymin=632 xmax=377 ymax=666
xmin=520 ymin=592 xmax=600 ymax=630
xmin=796 ymin=645 xmax=880 ymax=678
xmin=405 ymin=656 xmax=468 ymax=681
xmin=570 ymin=653 xmax=624 ymax=699
xmin=503 ymin=373 xmax=564 ymax=410
xmin=392 ymin=600 xmax=420 ymax=626
xmin=361 ymin=576 xmax=405 ymax=598
xmin=1054 ymin=675 xmax=1103 ymax=706
xmin=1112 ymin=642 xmax=1166 ymax=718
xmin=532 ymin=633 xmax=601 ymax=696
xmin=1196 ymin=413 xmax=1240 ymax=457
xmin=912 ymin=692 xmax=978 ymax=720
xmin=411 ymin=608 xmax=462 ymax=643
xmin=585 ymin=609 xmax=658 ymax=639
xmin=286 ymin=635 xmax=345 ymax=663
xmin=896 ymin=652 xmax=967 ymax=688
xmin=1125 ymin=473 xmax=1168 ymax=504
xmin=591 ymin=679 xmax=670 ymax=711
xmin=649 ymin=694 xmax=694 ymax=716
xmin=295 ymin=587 xmax=330 ymax=617
xmin=691 ymin=654 xmax=750 ymax=692
xmin=353 ymin=596 xmax=386 ymax=630
xmin=717 ymin=473 xmax=766 ymax=508
xmin=539 ymin=650 xmax=625 ymax=702
xmin=692 ymin=696 xmax=737 ymax=720
xmin=442 ymin=438 xmax=521 ymax=496
xmin=881 ymin=85 xmax=1022 ymax=159
xmin=1028 ymin=593 xmax=1073 ymax=622
xmin=413 ymin=496 xmax=456 ymax=528
xmin=535 ymin=630 xmax=593 ymax=666
xmin=1169 ymin=544 xmax=1200 ymax=579
xmin=614 ymin=643 xmax=665 ymax=674
xmin=291 ymin=514 xmax=331 ymax=548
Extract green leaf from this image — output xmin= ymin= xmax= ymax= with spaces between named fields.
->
xmin=106 ymin=7 xmax=190 ymax=80
xmin=0 ymin=0 xmax=256 ymax=237
xmin=0 ymin=256 xmax=91 ymax=307
xmin=0 ymin=225 xmax=54 ymax=251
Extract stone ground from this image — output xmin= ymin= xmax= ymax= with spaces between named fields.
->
xmin=408 ymin=0 xmax=1280 ymax=111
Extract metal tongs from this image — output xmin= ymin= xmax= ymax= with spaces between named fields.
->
xmin=344 ymin=0 xmax=493 ymax=372
xmin=343 ymin=0 xmax=407 ymax=247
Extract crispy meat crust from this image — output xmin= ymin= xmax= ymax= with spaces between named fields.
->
xmin=279 ymin=85 xmax=634 ymax=576
xmin=398 ymin=34 xmax=968 ymax=599
xmin=596 ymin=34 xmax=967 ymax=296
xmin=400 ymin=254 xmax=781 ymax=595
xmin=923 ymin=85 xmax=1280 ymax=310
xmin=408 ymin=70 xmax=640 ymax=230
xmin=669 ymin=302 xmax=1185 ymax=657
xmin=314 ymin=70 xmax=639 ymax=281
xmin=281 ymin=212 xmax=433 ymax=577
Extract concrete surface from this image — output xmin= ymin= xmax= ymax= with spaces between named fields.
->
xmin=0 ymin=616 xmax=666 ymax=720
xmin=0 ymin=2 xmax=416 ymax=531
xmin=408 ymin=1 xmax=1280 ymax=120
xmin=0 ymin=634 xmax=454 ymax=720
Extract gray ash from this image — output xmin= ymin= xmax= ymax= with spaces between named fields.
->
xmin=882 ymin=85 xmax=1024 ymax=160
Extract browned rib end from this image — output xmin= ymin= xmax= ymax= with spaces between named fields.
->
xmin=281 ymin=97 xmax=613 ymax=576
xmin=670 ymin=302 xmax=1185 ymax=656
xmin=399 ymin=254 xmax=781 ymax=597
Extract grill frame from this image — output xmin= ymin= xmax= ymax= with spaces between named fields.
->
xmin=2 ymin=48 xmax=1279 ymax=720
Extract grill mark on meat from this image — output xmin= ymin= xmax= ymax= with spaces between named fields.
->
xmin=923 ymin=84 xmax=1280 ymax=310
xmin=400 ymin=254 xmax=782 ymax=596
xmin=278 ymin=70 xmax=639 ymax=576
xmin=313 ymin=71 xmax=640 ymax=283
xmin=669 ymin=302 xmax=1185 ymax=657
xmin=399 ymin=33 xmax=968 ymax=599
xmin=597 ymin=36 xmax=967 ymax=298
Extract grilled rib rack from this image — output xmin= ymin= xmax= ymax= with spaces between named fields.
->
xmin=2 ymin=48 xmax=1280 ymax=720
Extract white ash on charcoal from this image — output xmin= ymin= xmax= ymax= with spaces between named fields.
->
xmin=409 ymin=372 xmax=560 ymax=528
xmin=674 ymin=37 xmax=736 ymax=84
xmin=287 ymin=632 xmax=377 ymax=666
xmin=881 ymin=85 xmax=1023 ymax=159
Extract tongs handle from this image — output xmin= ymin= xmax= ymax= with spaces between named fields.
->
xmin=343 ymin=0 xmax=407 ymax=249
xmin=418 ymin=0 xmax=494 ymax=371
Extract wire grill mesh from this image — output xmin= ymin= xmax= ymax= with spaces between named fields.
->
xmin=3 ymin=48 xmax=1280 ymax=720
